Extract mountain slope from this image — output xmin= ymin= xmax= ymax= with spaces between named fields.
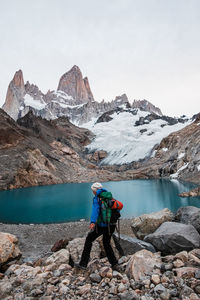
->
xmin=82 ymin=107 xmax=189 ymax=165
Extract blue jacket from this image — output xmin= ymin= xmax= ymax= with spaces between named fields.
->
xmin=90 ymin=188 xmax=108 ymax=227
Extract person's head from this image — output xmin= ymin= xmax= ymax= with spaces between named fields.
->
xmin=91 ymin=182 xmax=103 ymax=195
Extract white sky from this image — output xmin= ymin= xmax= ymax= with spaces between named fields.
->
xmin=0 ymin=0 xmax=200 ymax=117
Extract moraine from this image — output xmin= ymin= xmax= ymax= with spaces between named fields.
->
xmin=0 ymin=179 xmax=200 ymax=224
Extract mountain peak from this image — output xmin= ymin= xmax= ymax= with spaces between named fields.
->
xmin=12 ymin=70 xmax=25 ymax=89
xmin=57 ymin=66 xmax=94 ymax=102
xmin=2 ymin=70 xmax=25 ymax=120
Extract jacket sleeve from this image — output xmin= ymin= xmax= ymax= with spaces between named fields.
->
xmin=90 ymin=196 xmax=100 ymax=224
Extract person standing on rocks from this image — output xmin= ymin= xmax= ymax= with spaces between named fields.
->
xmin=75 ymin=182 xmax=120 ymax=271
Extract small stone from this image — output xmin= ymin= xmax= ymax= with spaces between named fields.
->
xmin=143 ymin=279 xmax=151 ymax=289
xmin=195 ymin=270 xmax=200 ymax=279
xmin=160 ymin=290 xmax=171 ymax=300
xmin=189 ymin=293 xmax=200 ymax=300
xmin=113 ymin=270 xmax=123 ymax=279
xmin=30 ymin=289 xmax=43 ymax=297
xmin=194 ymin=285 xmax=200 ymax=294
xmin=154 ymin=283 xmax=166 ymax=294
xmin=119 ymin=291 xmax=139 ymax=300
xmin=90 ymin=273 xmax=101 ymax=283
xmin=173 ymin=259 xmax=185 ymax=268
xmin=99 ymin=266 xmax=113 ymax=278
xmin=164 ymin=263 xmax=173 ymax=270
xmin=118 ymin=283 xmax=127 ymax=293
xmin=109 ymin=285 xmax=118 ymax=294
xmin=151 ymin=274 xmax=160 ymax=285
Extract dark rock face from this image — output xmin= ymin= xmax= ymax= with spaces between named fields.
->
xmin=175 ymin=206 xmax=200 ymax=234
xmin=113 ymin=233 xmax=156 ymax=255
xmin=135 ymin=113 xmax=188 ymax=127
xmin=144 ymin=222 xmax=200 ymax=255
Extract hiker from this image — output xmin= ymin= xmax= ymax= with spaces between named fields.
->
xmin=75 ymin=182 xmax=121 ymax=271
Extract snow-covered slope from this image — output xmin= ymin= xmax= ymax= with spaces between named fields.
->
xmin=82 ymin=108 xmax=190 ymax=165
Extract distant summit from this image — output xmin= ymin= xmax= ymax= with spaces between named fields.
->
xmin=2 ymin=65 xmax=164 ymax=124
xmin=57 ymin=65 xmax=94 ymax=103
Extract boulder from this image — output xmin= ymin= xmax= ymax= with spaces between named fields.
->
xmin=126 ymin=249 xmax=162 ymax=280
xmin=44 ymin=249 xmax=70 ymax=266
xmin=131 ymin=208 xmax=174 ymax=240
xmin=113 ymin=233 xmax=156 ymax=255
xmin=66 ymin=237 xmax=101 ymax=263
xmin=0 ymin=232 xmax=21 ymax=265
xmin=144 ymin=222 xmax=200 ymax=255
xmin=175 ymin=206 xmax=200 ymax=233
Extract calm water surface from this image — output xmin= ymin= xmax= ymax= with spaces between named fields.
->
xmin=0 ymin=179 xmax=199 ymax=224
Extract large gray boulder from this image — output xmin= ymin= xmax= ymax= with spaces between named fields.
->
xmin=175 ymin=206 xmax=200 ymax=234
xmin=131 ymin=208 xmax=174 ymax=240
xmin=113 ymin=233 xmax=156 ymax=255
xmin=144 ymin=222 xmax=200 ymax=255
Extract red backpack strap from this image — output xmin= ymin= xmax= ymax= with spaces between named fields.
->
xmin=112 ymin=198 xmax=123 ymax=210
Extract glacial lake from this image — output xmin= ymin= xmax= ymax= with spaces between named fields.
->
xmin=0 ymin=179 xmax=199 ymax=224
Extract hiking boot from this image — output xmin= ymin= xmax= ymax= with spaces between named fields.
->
xmin=111 ymin=264 xmax=122 ymax=272
xmin=74 ymin=262 xmax=87 ymax=270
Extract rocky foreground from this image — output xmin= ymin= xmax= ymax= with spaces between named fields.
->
xmin=0 ymin=206 xmax=200 ymax=299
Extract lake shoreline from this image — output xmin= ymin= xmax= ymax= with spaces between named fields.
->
xmin=0 ymin=219 xmax=134 ymax=262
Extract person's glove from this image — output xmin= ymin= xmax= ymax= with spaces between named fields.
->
xmin=89 ymin=223 xmax=95 ymax=230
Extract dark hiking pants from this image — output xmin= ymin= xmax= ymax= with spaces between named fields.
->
xmin=79 ymin=224 xmax=118 ymax=267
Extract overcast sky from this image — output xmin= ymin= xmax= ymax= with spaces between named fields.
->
xmin=0 ymin=0 xmax=200 ymax=117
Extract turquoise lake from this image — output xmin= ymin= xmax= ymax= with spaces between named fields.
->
xmin=0 ymin=179 xmax=199 ymax=224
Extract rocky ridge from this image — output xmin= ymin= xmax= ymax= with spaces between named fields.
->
xmin=2 ymin=67 xmax=163 ymax=124
xmin=0 ymin=108 xmax=199 ymax=190
xmin=0 ymin=207 xmax=200 ymax=299
xmin=0 ymin=109 xmax=151 ymax=190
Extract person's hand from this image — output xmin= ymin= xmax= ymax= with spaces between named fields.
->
xmin=89 ymin=223 xmax=95 ymax=230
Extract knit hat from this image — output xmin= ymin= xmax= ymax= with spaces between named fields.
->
xmin=91 ymin=182 xmax=103 ymax=192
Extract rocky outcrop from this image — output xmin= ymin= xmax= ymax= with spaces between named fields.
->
xmin=179 ymin=187 xmax=200 ymax=197
xmin=175 ymin=206 xmax=200 ymax=234
xmin=57 ymin=65 xmax=94 ymax=102
xmin=132 ymin=99 xmax=162 ymax=116
xmin=127 ymin=113 xmax=200 ymax=185
xmin=131 ymin=208 xmax=174 ymax=240
xmin=2 ymin=67 xmax=165 ymax=126
xmin=144 ymin=221 xmax=200 ymax=255
xmin=2 ymin=70 xmax=25 ymax=120
xmin=0 ymin=232 xmax=21 ymax=265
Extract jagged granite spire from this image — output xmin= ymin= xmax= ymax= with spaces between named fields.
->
xmin=2 ymin=70 xmax=25 ymax=120
xmin=57 ymin=65 xmax=94 ymax=103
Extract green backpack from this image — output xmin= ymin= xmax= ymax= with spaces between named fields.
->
xmin=97 ymin=191 xmax=120 ymax=225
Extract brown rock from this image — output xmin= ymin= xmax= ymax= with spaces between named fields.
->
xmin=131 ymin=208 xmax=174 ymax=239
xmin=2 ymin=70 xmax=25 ymax=120
xmin=51 ymin=239 xmax=69 ymax=252
xmin=126 ymin=249 xmax=162 ymax=280
xmin=174 ymin=267 xmax=199 ymax=278
xmin=174 ymin=251 xmax=188 ymax=263
xmin=173 ymin=259 xmax=185 ymax=268
xmin=99 ymin=266 xmax=113 ymax=278
xmin=0 ymin=232 xmax=21 ymax=264
xmin=57 ymin=65 xmax=94 ymax=102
